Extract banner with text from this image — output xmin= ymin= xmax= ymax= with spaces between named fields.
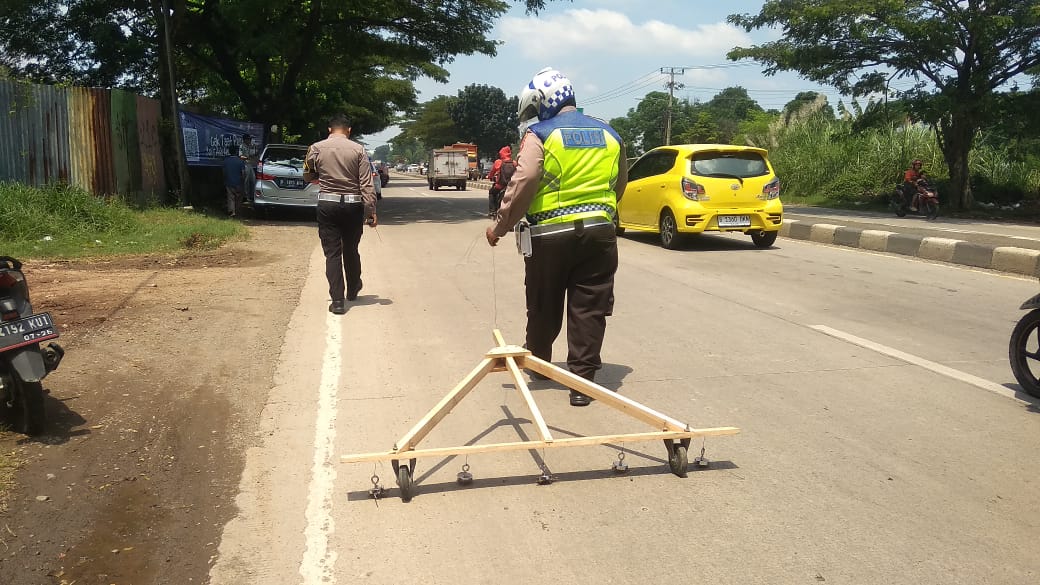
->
xmin=179 ymin=111 xmax=264 ymax=167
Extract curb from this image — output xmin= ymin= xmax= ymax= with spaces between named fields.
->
xmin=781 ymin=219 xmax=1040 ymax=277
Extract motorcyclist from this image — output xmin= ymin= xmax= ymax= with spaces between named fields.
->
xmin=903 ymin=159 xmax=929 ymax=212
xmin=487 ymin=145 xmax=514 ymax=217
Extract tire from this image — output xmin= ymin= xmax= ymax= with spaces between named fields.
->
xmin=659 ymin=209 xmax=682 ymax=249
xmin=17 ymin=378 xmax=46 ymax=436
xmin=892 ymin=191 xmax=907 ymax=217
xmin=1009 ymin=309 xmax=1040 ymax=398
xmin=924 ymin=200 xmax=939 ymax=220
xmin=751 ymin=230 xmax=778 ymax=248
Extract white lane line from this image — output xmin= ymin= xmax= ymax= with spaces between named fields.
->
xmin=811 ymin=325 xmax=1031 ymax=405
xmin=299 ymin=312 xmax=341 ymax=584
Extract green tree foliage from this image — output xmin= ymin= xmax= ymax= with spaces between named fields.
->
xmin=0 ymin=0 xmax=559 ymax=138
xmin=783 ymin=92 xmax=834 ymax=124
xmin=728 ymin=1 xmax=1040 ymax=209
xmin=447 ymin=84 xmax=519 ymax=159
xmin=0 ymin=0 xmax=155 ymax=90
xmin=372 ymin=145 xmax=391 ymax=161
xmin=398 ymin=96 xmax=462 ymax=152
xmin=702 ymin=87 xmax=763 ymax=142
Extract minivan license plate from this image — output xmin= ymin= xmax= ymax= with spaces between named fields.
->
xmin=0 ymin=312 xmax=59 ymax=351
xmin=718 ymin=215 xmax=751 ymax=228
xmin=277 ymin=178 xmax=305 ymax=189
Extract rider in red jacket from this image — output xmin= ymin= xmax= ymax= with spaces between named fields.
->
xmin=487 ymin=145 xmax=513 ymax=217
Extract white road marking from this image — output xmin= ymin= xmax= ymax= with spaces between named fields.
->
xmin=811 ymin=325 xmax=1032 ymax=405
xmin=299 ymin=312 xmax=341 ymax=584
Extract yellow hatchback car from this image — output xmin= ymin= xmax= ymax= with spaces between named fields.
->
xmin=616 ymin=144 xmax=782 ymax=249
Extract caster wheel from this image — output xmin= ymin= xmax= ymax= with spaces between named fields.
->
xmin=668 ymin=444 xmax=688 ymax=478
xmin=397 ymin=466 xmax=415 ymax=502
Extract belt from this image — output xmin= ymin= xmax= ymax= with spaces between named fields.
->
xmin=317 ymin=192 xmax=362 ymax=203
xmin=529 ymin=216 xmax=612 ymax=237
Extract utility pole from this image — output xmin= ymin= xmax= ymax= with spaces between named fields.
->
xmin=660 ymin=67 xmax=687 ymax=145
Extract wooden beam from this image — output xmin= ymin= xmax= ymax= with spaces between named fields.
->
xmin=341 ymin=427 xmax=741 ymax=463
xmin=486 ymin=346 xmax=531 ymax=359
xmin=394 ymin=358 xmax=496 ymax=452
xmin=524 ymin=356 xmax=688 ymax=432
xmin=505 ymin=356 xmax=553 ymax=442
xmin=492 ymin=329 xmax=507 ymax=347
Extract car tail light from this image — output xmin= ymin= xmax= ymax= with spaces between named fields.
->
xmin=759 ymin=177 xmax=781 ymax=200
xmin=681 ymin=178 xmax=707 ymax=201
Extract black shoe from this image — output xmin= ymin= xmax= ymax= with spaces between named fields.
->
xmin=329 ymin=300 xmax=346 ymax=314
xmin=346 ymin=280 xmax=363 ymax=301
xmin=569 ymin=390 xmax=592 ymax=407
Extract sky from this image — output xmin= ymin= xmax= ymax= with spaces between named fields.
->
xmin=363 ymin=0 xmax=858 ymax=150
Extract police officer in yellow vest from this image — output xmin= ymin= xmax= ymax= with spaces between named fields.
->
xmin=486 ymin=67 xmax=628 ymax=406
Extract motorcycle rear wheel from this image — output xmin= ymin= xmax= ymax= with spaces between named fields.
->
xmin=891 ymin=191 xmax=907 ymax=217
xmin=1009 ymin=309 xmax=1040 ymax=399
xmin=923 ymin=200 xmax=939 ymax=220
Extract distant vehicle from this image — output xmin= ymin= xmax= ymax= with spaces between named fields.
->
xmin=427 ymin=148 xmax=468 ymax=191
xmin=253 ymin=144 xmax=316 ymax=214
xmin=366 ymin=155 xmax=382 ymax=200
xmin=450 ymin=142 xmax=481 ymax=179
xmin=616 ymin=144 xmax=782 ymax=249
xmin=406 ymin=163 xmax=420 ymax=173
xmin=373 ymin=160 xmax=389 ymax=187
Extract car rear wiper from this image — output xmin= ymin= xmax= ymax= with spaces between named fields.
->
xmin=701 ymin=173 xmax=744 ymax=184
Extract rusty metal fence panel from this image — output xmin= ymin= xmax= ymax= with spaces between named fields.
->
xmin=0 ymin=79 xmax=166 ymax=201
xmin=136 ymin=96 xmax=166 ymax=200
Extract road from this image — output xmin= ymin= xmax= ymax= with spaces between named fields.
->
xmin=210 ymin=175 xmax=1040 ymax=585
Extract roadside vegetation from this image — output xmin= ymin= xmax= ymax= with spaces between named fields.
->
xmin=743 ymin=102 xmax=1040 ymax=213
xmin=0 ymin=182 xmax=247 ymax=260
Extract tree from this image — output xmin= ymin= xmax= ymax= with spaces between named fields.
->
xmin=373 ymin=145 xmax=391 ymax=162
xmin=0 ymin=0 xmax=562 ymax=138
xmin=447 ymin=84 xmax=519 ymax=159
xmin=728 ymin=1 xmax=1040 ymax=209
xmin=702 ymin=87 xmax=764 ymax=143
xmin=398 ymin=96 xmax=462 ymax=152
xmin=782 ymin=92 xmax=834 ymax=124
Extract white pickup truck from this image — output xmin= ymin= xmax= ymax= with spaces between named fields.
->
xmin=427 ymin=148 xmax=468 ymax=191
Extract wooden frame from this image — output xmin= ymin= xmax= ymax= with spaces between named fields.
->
xmin=340 ymin=330 xmax=740 ymax=500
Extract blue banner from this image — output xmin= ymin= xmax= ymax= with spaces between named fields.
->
xmin=179 ymin=110 xmax=264 ymax=167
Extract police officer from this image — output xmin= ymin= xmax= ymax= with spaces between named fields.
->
xmin=303 ymin=114 xmax=378 ymax=315
xmin=485 ymin=67 xmax=628 ymax=406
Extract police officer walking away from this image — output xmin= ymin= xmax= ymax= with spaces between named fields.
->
xmin=303 ymin=114 xmax=378 ymax=315
xmin=485 ymin=67 xmax=627 ymax=406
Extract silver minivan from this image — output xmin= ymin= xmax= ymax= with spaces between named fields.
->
xmin=253 ymin=144 xmax=316 ymax=212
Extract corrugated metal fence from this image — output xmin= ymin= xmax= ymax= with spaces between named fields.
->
xmin=0 ymin=79 xmax=166 ymax=204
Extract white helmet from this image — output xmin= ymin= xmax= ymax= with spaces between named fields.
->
xmin=517 ymin=67 xmax=575 ymax=133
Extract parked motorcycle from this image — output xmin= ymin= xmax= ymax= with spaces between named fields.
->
xmin=1009 ymin=286 xmax=1040 ymax=399
xmin=891 ymin=177 xmax=940 ymax=220
xmin=0 ymin=257 xmax=63 ymax=435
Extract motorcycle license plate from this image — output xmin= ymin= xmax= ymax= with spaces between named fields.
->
xmin=0 ymin=312 xmax=59 ymax=351
xmin=718 ymin=215 xmax=751 ymax=228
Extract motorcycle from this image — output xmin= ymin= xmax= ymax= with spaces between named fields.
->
xmin=0 ymin=257 xmax=64 ymax=435
xmin=1009 ymin=286 xmax=1040 ymax=399
xmin=891 ymin=176 xmax=940 ymax=220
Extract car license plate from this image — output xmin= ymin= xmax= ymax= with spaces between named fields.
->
xmin=0 ymin=312 xmax=59 ymax=351
xmin=718 ymin=214 xmax=751 ymax=228
xmin=277 ymin=178 xmax=305 ymax=189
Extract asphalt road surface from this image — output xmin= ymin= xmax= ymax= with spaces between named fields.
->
xmin=210 ymin=175 xmax=1040 ymax=585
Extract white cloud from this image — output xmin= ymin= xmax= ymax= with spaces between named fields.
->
xmin=500 ymin=9 xmax=753 ymax=60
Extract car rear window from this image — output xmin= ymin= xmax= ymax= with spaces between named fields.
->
xmin=688 ymin=151 xmax=768 ymax=178
xmin=263 ymin=147 xmax=307 ymax=168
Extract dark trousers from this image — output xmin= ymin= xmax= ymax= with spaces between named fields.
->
xmin=317 ymin=201 xmax=364 ymax=301
xmin=524 ymin=222 xmax=618 ymax=381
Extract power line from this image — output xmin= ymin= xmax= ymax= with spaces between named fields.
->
xmin=582 ymin=69 xmax=667 ymax=105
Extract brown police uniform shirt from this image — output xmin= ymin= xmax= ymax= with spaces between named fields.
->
xmin=303 ymin=133 xmax=376 ymax=218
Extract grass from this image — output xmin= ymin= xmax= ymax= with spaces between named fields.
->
xmin=0 ymin=182 xmax=248 ymax=259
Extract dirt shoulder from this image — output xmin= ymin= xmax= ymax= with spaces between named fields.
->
xmin=0 ymin=222 xmax=316 ymax=584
